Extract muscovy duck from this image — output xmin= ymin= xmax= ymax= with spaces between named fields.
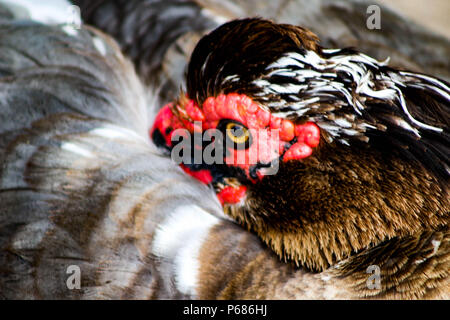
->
xmin=79 ymin=0 xmax=449 ymax=298
xmin=0 ymin=0 xmax=448 ymax=299
xmin=150 ymin=17 xmax=449 ymax=298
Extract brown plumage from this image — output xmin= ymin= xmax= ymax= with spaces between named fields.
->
xmin=1 ymin=0 xmax=449 ymax=300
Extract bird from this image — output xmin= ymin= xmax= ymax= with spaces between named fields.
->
xmin=76 ymin=0 xmax=450 ymax=298
xmin=150 ymin=17 xmax=450 ymax=298
xmin=0 ymin=0 xmax=448 ymax=300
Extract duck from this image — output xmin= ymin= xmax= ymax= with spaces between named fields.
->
xmin=150 ymin=17 xmax=449 ymax=299
xmin=0 ymin=0 xmax=448 ymax=299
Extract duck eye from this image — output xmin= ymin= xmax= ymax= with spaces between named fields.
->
xmin=219 ymin=120 xmax=252 ymax=149
xmin=226 ymin=122 xmax=248 ymax=142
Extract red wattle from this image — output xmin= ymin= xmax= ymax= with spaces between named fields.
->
xmin=280 ymin=120 xmax=295 ymax=141
xmin=180 ymin=164 xmax=213 ymax=185
xmin=185 ymin=99 xmax=205 ymax=121
xmin=270 ymin=117 xmax=282 ymax=129
xmin=283 ymin=142 xmax=312 ymax=161
xmin=217 ymin=185 xmax=247 ymax=205
xmin=295 ymin=122 xmax=320 ymax=147
xmin=151 ymin=94 xmax=322 ymax=196
xmin=203 ymin=97 xmax=221 ymax=121
xmin=151 ymin=104 xmax=176 ymax=146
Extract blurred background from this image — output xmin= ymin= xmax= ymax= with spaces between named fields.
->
xmin=378 ymin=0 xmax=449 ymax=39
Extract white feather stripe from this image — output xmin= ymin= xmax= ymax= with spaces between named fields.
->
xmin=252 ymin=50 xmax=446 ymax=140
xmin=399 ymin=71 xmax=450 ymax=92
xmin=152 ymin=205 xmax=219 ymax=296
xmin=61 ymin=142 xmax=95 ymax=158
xmin=393 ymin=86 xmax=443 ymax=132
xmin=408 ymin=83 xmax=450 ymax=102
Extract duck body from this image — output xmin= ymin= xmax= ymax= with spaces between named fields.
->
xmin=0 ymin=0 xmax=448 ymax=299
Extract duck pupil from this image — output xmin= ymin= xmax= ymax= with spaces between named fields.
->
xmin=232 ymin=126 xmax=244 ymax=137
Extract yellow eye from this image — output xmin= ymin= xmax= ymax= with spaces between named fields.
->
xmin=226 ymin=122 xmax=250 ymax=145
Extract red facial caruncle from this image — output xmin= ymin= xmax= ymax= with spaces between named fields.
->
xmin=151 ymin=93 xmax=320 ymax=205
